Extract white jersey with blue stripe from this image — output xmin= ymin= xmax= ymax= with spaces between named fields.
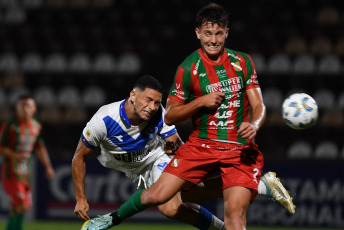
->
xmin=81 ymin=98 xmax=177 ymax=177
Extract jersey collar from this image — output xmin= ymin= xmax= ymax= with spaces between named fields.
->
xmin=119 ymin=97 xmax=131 ymax=126
xmin=198 ymin=48 xmax=229 ymax=66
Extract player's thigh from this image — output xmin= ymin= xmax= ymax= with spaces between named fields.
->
xmin=181 ymin=176 xmax=223 ymax=204
xmin=3 ymin=180 xmax=32 ymax=212
xmin=142 ymin=172 xmax=191 ymax=205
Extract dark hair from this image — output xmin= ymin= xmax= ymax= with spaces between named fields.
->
xmin=196 ymin=3 xmax=229 ymax=29
xmin=18 ymin=93 xmax=34 ymax=101
xmin=133 ymin=75 xmax=163 ymax=94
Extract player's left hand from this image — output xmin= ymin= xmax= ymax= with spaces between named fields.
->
xmin=237 ymin=122 xmax=257 ymax=140
xmin=165 ymin=141 xmax=179 ymax=155
xmin=74 ymin=199 xmax=90 ymax=220
xmin=45 ymin=166 xmax=55 ymax=180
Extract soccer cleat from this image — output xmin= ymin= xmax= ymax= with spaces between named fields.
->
xmin=81 ymin=213 xmax=115 ymax=230
xmin=261 ymin=171 xmax=296 ymax=214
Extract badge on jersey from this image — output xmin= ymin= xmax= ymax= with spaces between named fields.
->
xmin=157 ymin=162 xmax=168 ymax=171
xmin=170 ymin=159 xmax=180 ymax=167
xmin=86 ymin=130 xmax=91 ymax=138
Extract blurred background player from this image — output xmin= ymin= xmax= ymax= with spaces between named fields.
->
xmin=0 ymin=94 xmax=55 ymax=230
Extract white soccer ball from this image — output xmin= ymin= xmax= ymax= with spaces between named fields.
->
xmin=282 ymin=93 xmax=318 ymax=129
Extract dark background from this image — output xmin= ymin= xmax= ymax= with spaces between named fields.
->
xmin=0 ymin=0 xmax=343 ymax=227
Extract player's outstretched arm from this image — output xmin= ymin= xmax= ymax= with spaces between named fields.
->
xmin=72 ymin=139 xmax=93 ymax=220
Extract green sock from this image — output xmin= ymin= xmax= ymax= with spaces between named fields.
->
xmin=14 ymin=213 xmax=24 ymax=230
xmin=6 ymin=213 xmax=24 ymax=230
xmin=117 ymin=189 xmax=147 ymax=220
xmin=6 ymin=214 xmax=15 ymax=230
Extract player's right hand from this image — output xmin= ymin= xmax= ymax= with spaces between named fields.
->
xmin=74 ymin=199 xmax=90 ymax=220
xmin=14 ymin=152 xmax=30 ymax=161
xmin=201 ymin=92 xmax=226 ymax=110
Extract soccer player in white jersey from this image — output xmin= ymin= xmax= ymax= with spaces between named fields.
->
xmin=73 ymin=75 xmax=295 ymax=230
xmin=73 ymin=75 xmax=227 ymax=230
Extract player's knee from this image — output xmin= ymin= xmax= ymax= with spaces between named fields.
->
xmin=142 ymin=189 xmax=168 ymax=206
xmin=158 ymin=202 xmax=179 ymax=218
xmin=14 ymin=205 xmax=26 ymax=214
xmin=225 ymin=206 xmax=246 ymax=226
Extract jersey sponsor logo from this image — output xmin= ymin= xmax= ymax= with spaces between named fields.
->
xmin=199 ymin=73 xmax=207 ymax=77
xmin=214 ymin=110 xmax=233 ymax=119
xmin=205 ymin=77 xmax=243 ymax=94
xmin=172 ymin=89 xmax=185 ymax=100
xmin=247 ymin=71 xmax=258 ymax=85
xmin=113 ymin=148 xmax=151 ymax=162
xmin=228 ymin=100 xmax=241 ymax=108
xmin=170 ymin=159 xmax=180 ymax=167
xmin=225 ymin=92 xmax=241 ymax=101
xmin=218 ymin=104 xmax=230 ymax=109
xmin=157 ymin=162 xmax=168 ymax=171
xmin=209 ymin=120 xmax=235 ymax=129
xmin=216 ymin=69 xmax=227 ymax=79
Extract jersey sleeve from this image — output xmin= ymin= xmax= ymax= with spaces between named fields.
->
xmin=0 ymin=122 xmax=10 ymax=146
xmin=159 ymin=106 xmax=177 ymax=139
xmin=34 ymin=123 xmax=46 ymax=150
xmin=168 ymin=66 xmax=192 ymax=104
xmin=81 ymin=113 xmax=107 ymax=150
xmin=244 ymin=55 xmax=260 ymax=90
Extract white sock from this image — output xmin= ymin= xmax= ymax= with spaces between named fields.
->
xmin=209 ymin=215 xmax=225 ymax=230
xmin=258 ymin=180 xmax=267 ymax=195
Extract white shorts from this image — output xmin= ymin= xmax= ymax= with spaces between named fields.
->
xmin=127 ymin=154 xmax=173 ymax=189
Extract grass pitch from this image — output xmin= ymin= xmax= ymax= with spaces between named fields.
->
xmin=0 ymin=221 xmax=340 ymax=230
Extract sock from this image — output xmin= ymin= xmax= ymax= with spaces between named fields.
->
xmin=6 ymin=214 xmax=15 ymax=230
xmin=116 ymin=189 xmax=147 ymax=221
xmin=258 ymin=180 xmax=269 ymax=196
xmin=7 ymin=213 xmax=24 ymax=230
xmin=194 ymin=206 xmax=225 ymax=230
xmin=14 ymin=213 xmax=24 ymax=230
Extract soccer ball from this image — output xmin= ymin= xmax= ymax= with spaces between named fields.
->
xmin=282 ymin=93 xmax=318 ymax=129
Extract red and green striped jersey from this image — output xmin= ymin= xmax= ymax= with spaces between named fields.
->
xmin=168 ymin=48 xmax=260 ymax=145
xmin=0 ymin=116 xmax=44 ymax=182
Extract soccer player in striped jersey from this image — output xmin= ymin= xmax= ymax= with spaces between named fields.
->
xmin=74 ymin=75 xmax=225 ymax=230
xmin=160 ymin=3 xmax=277 ymax=229
xmin=0 ymin=94 xmax=55 ymax=230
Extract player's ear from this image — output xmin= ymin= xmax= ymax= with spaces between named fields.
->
xmin=195 ymin=27 xmax=201 ymax=39
xmin=129 ymin=90 xmax=136 ymax=103
xmin=225 ymin=28 xmax=229 ymax=39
